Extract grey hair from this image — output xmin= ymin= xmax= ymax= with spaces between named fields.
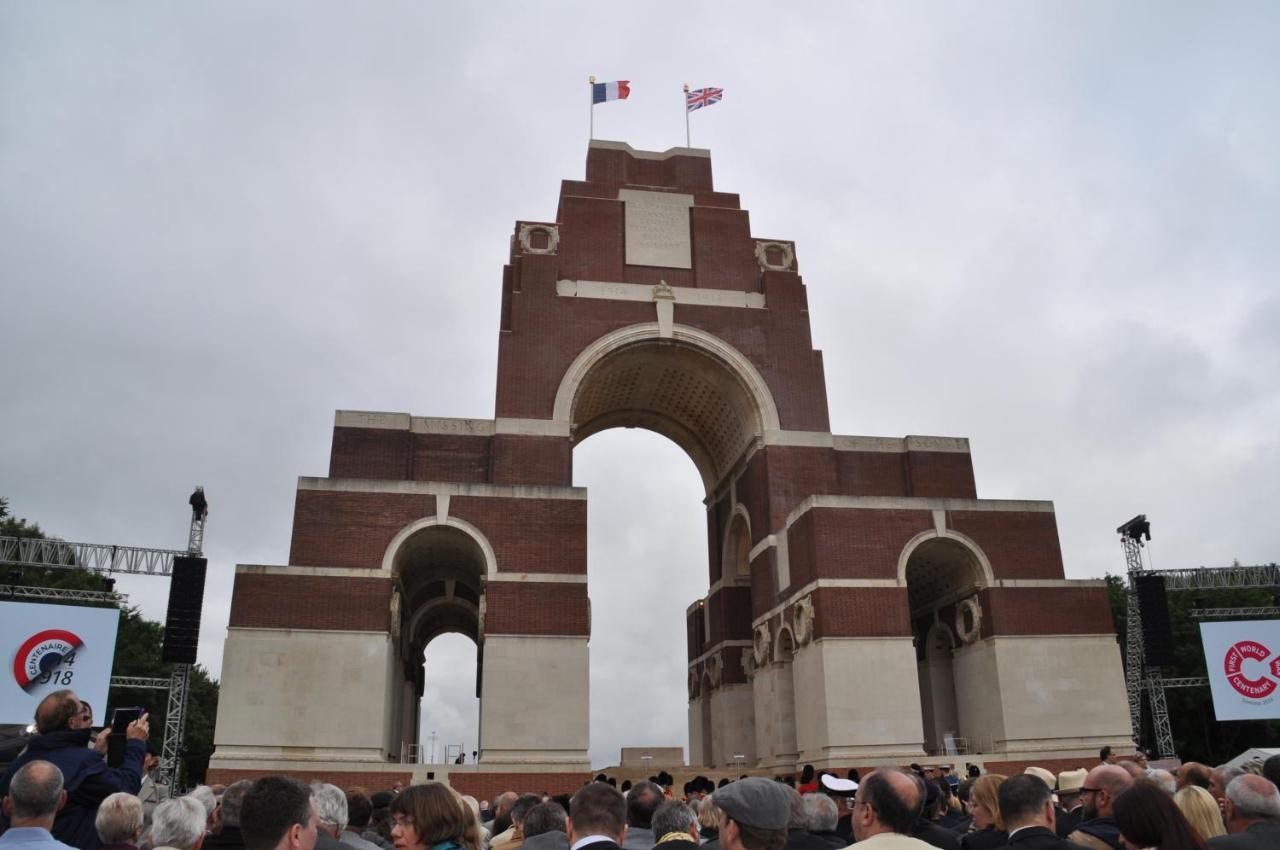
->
xmin=311 ymin=782 xmax=349 ymax=831
xmin=803 ymin=793 xmax=838 ymax=832
xmin=8 ymin=760 xmax=64 ymax=820
xmin=1149 ymin=769 xmax=1177 ymax=795
xmin=784 ymin=785 xmax=806 ymax=829
xmin=188 ymin=785 xmax=217 ymax=818
xmin=1225 ymin=774 xmax=1280 ymax=820
xmin=151 ymin=797 xmax=207 ymax=850
xmin=219 ymin=781 xmax=253 ymax=829
xmin=651 ymin=801 xmax=698 ymax=838
xmin=97 ymin=792 xmax=144 ymax=844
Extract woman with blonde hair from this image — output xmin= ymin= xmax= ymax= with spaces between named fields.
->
xmin=390 ymin=783 xmax=483 ymax=850
xmin=961 ymin=774 xmax=1008 ymax=850
xmin=1173 ymin=785 xmax=1225 ymax=842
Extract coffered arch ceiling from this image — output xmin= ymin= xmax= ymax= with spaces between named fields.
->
xmin=569 ymin=338 xmax=766 ymax=492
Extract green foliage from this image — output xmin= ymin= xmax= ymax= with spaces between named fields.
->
xmin=2 ymin=498 xmax=219 ymax=783
xmin=1105 ymin=572 xmax=1280 ymax=762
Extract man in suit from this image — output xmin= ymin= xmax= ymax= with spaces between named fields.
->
xmin=520 ymin=802 xmax=569 ymax=850
xmin=309 ymin=785 xmax=350 ymax=850
xmin=650 ymin=801 xmax=700 ymax=850
xmin=1066 ymin=765 xmax=1132 ymax=850
xmin=1207 ymin=774 xmax=1280 ymax=850
xmin=567 ymin=782 xmax=627 ymax=850
xmin=240 ymin=777 xmax=319 ymax=850
xmin=998 ymin=775 xmax=1087 ymax=850
xmin=847 ymin=769 xmax=935 ymax=850
xmin=712 ymin=777 xmax=791 ymax=850
xmin=622 ymin=783 xmax=664 ymax=850
xmin=1053 ymin=770 xmax=1087 ymax=839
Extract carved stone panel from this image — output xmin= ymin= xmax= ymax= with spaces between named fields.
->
xmin=619 ymin=189 xmax=693 ymax=268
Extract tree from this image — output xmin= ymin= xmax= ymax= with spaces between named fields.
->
xmin=1 ymin=498 xmax=219 ymax=783
xmin=1105 ymin=572 xmax=1280 ymax=763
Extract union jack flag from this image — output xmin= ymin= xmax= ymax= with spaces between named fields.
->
xmin=686 ymin=87 xmax=723 ymax=112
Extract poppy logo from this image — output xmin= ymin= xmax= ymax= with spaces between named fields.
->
xmin=12 ymin=629 xmax=83 ymax=691
xmin=1223 ymin=640 xmax=1280 ymax=700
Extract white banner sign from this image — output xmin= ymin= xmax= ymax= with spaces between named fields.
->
xmin=1200 ymin=620 xmax=1280 ymax=721
xmin=0 ymin=600 xmax=120 ymax=725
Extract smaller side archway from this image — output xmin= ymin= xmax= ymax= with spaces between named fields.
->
xmin=384 ymin=518 xmax=494 ymax=761
xmin=900 ymin=532 xmax=991 ymax=755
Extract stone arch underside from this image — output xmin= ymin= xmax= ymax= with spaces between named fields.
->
xmin=904 ymin=536 xmax=987 ymax=756
xmin=568 ymin=336 xmax=768 ymax=493
xmin=390 ymin=524 xmax=487 ymax=755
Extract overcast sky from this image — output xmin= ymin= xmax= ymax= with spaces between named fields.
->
xmin=3 ymin=3 xmax=1278 ymax=769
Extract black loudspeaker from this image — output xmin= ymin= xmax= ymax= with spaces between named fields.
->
xmin=1135 ymin=574 xmax=1175 ymax=666
xmin=162 ymin=556 xmax=208 ymax=664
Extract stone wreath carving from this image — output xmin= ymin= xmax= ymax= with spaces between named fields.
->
xmin=793 ymin=595 xmax=815 ymax=646
xmin=956 ymin=596 xmax=983 ymax=645
xmin=705 ymin=652 xmax=723 ymax=688
xmin=517 ymin=223 xmax=560 ymax=255
xmin=740 ymin=647 xmax=756 ymax=679
xmin=754 ymin=240 xmax=795 ymax=271
xmin=753 ymin=622 xmax=772 ymax=667
xmin=688 ymin=668 xmax=700 ymax=699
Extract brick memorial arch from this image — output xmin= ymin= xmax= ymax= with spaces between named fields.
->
xmin=209 ymin=141 xmax=1131 ymax=790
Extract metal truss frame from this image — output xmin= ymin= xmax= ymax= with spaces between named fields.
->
xmin=0 ymin=584 xmax=127 ymax=605
xmin=0 ymin=536 xmax=187 ymax=576
xmin=110 ymin=676 xmax=171 ymax=690
xmin=1122 ymin=516 xmax=1278 ymax=759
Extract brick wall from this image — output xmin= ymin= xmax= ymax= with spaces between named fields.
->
xmin=947 ymin=511 xmax=1065 ymax=580
xmin=450 ymin=497 xmax=586 ymax=574
xmin=290 ymin=491 xmax=436 ymax=568
xmin=813 ymin=586 xmax=912 ymax=639
xmin=229 ymin=574 xmax=391 ymax=631
xmin=906 ymin=451 xmax=977 ymax=498
xmin=490 ymin=435 xmax=571 ymax=486
xmin=980 ymin=586 xmax=1117 ymax=638
xmin=484 ymin=582 xmax=589 ymax=636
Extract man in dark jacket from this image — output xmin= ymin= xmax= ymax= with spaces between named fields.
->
xmin=204 ymin=781 xmax=253 ymax=850
xmin=1065 ymin=766 xmax=1131 ymax=850
xmin=998 ymin=775 xmax=1088 ymax=850
xmin=0 ymin=690 xmax=149 ymax=850
xmin=1207 ymin=775 xmax=1280 ymax=850
xmin=909 ymin=776 xmax=959 ymax=850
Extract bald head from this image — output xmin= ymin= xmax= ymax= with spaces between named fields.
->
xmin=1178 ymin=763 xmax=1212 ymax=790
xmin=1082 ymin=765 xmax=1133 ymax=820
xmin=4 ymin=760 xmax=66 ymax=826
xmin=1223 ymin=774 xmax=1280 ymax=832
xmin=852 ymin=767 xmax=923 ymax=841
xmin=34 ymin=690 xmax=80 ymax=735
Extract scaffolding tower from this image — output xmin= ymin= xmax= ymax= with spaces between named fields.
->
xmin=1119 ymin=514 xmax=1280 ymax=758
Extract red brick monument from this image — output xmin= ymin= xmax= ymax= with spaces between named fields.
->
xmin=210 ymin=141 xmax=1131 ymax=791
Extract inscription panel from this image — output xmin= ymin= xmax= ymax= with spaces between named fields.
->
xmin=619 ymin=189 xmax=693 ymax=269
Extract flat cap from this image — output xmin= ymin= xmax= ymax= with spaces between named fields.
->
xmin=712 ymin=777 xmax=789 ymax=830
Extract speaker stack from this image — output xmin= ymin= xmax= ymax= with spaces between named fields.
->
xmin=162 ymin=555 xmax=208 ymax=664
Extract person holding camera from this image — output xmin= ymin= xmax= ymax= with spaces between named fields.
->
xmin=0 ymin=690 xmax=149 ymax=850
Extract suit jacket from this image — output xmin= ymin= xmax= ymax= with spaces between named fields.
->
xmin=959 ymin=828 xmax=1007 ymax=850
xmin=523 ymin=833 xmax=569 ymax=850
xmin=912 ymin=820 xmax=960 ymax=850
xmin=1206 ymin=820 xmax=1280 ymax=850
xmin=1054 ymin=808 xmax=1083 ymax=839
xmin=786 ymin=830 xmax=836 ymax=850
xmin=621 ymin=827 xmax=654 ymax=850
xmin=1008 ymin=825 xmax=1090 ymax=850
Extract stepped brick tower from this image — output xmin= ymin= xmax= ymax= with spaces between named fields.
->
xmin=210 ymin=141 xmax=1131 ymax=791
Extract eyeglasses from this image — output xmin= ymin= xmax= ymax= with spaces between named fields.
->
xmin=391 ymin=816 xmax=414 ymax=829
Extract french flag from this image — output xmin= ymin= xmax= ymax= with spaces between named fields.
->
xmin=592 ymin=80 xmax=630 ymax=104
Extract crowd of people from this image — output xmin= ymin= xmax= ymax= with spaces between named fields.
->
xmin=3 ymin=692 xmax=1280 ymax=850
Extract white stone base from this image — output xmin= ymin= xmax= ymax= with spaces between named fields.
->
xmin=709 ymin=684 xmax=757 ymax=767
xmin=478 ymin=635 xmax=590 ymax=768
xmin=794 ymin=637 xmax=927 ymax=764
xmin=213 ymin=628 xmax=394 ymax=761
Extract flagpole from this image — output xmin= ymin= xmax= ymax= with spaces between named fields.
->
xmin=682 ymin=84 xmax=690 ymax=147
xmin=589 ymin=76 xmax=596 ymax=140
